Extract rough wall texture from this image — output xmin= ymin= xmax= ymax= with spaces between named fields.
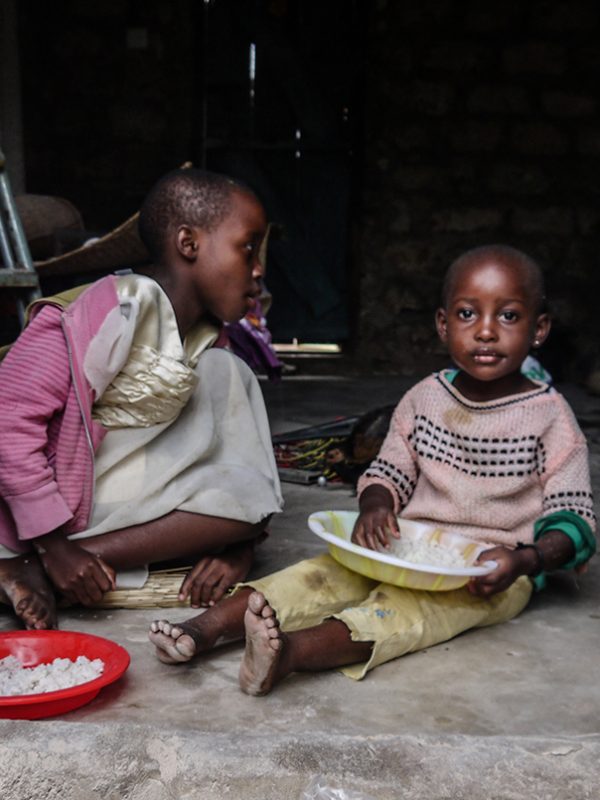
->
xmin=357 ymin=0 xmax=600 ymax=381
xmin=17 ymin=0 xmax=196 ymax=230
xmin=13 ymin=0 xmax=600 ymax=380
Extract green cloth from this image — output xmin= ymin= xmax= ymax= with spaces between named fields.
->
xmin=531 ymin=510 xmax=596 ymax=591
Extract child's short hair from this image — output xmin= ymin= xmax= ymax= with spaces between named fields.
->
xmin=442 ymin=244 xmax=546 ymax=312
xmin=138 ymin=168 xmax=254 ymax=263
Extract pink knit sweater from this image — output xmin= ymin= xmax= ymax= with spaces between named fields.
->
xmin=357 ymin=372 xmax=595 ymax=548
xmin=0 ymin=277 xmax=120 ymax=551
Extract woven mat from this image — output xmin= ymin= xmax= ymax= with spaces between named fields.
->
xmin=92 ymin=566 xmax=192 ymax=610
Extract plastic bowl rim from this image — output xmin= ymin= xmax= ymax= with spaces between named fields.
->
xmin=308 ymin=512 xmax=497 ymax=577
xmin=0 ymin=630 xmax=131 ymax=706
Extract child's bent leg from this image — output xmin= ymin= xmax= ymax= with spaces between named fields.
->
xmin=0 ymin=554 xmax=57 ymax=629
xmin=148 ymin=553 xmax=374 ymax=664
xmin=239 ymin=591 xmax=373 ymax=696
xmin=75 ymin=510 xmax=267 ymax=570
xmin=243 ymin=553 xmax=377 ymax=632
xmin=334 ymin=576 xmax=534 ymax=680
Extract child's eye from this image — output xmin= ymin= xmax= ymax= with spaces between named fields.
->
xmin=500 ymin=310 xmax=518 ymax=322
xmin=457 ymin=308 xmax=474 ymax=320
xmin=243 ymin=242 xmax=256 ymax=260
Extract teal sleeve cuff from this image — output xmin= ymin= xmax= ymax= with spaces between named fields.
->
xmin=534 ymin=510 xmax=597 ymax=571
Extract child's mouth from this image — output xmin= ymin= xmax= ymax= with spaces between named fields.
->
xmin=472 ymin=350 xmax=502 ymax=364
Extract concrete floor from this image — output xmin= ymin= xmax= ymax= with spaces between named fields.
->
xmin=1 ymin=374 xmax=599 ymax=799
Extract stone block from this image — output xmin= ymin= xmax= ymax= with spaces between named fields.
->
xmin=465 ymin=1 xmax=523 ymax=32
xmin=530 ymin=0 xmax=599 ymax=31
xmin=390 ymin=164 xmax=440 ymax=191
xmin=422 ymin=42 xmax=492 ymax=72
xmin=511 ymin=123 xmax=567 ymax=155
xmin=390 ymin=124 xmax=435 ymax=151
xmin=577 ymin=208 xmax=600 ymax=235
xmin=542 ymin=91 xmax=596 ymax=117
xmin=450 ymin=120 xmax=503 ymax=152
xmin=432 ymin=208 xmax=503 ymax=233
xmin=395 ymin=81 xmax=455 ymax=116
xmin=386 ymin=1 xmax=456 ymax=31
xmin=467 ymin=85 xmax=530 ymax=115
xmin=488 ymin=163 xmax=551 ymax=195
xmin=511 ymin=207 xmax=573 ymax=235
xmin=503 ymin=43 xmax=567 ymax=75
xmin=575 ymin=45 xmax=600 ymax=72
xmin=577 ymin=127 xmax=600 ymax=155
xmin=564 ymin=240 xmax=600 ymax=277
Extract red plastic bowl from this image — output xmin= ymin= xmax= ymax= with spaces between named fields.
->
xmin=0 ymin=630 xmax=130 ymax=719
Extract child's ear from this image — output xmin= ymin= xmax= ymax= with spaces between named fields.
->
xmin=532 ymin=312 xmax=551 ymax=349
xmin=176 ymin=225 xmax=200 ymax=261
xmin=435 ymin=308 xmax=448 ymax=343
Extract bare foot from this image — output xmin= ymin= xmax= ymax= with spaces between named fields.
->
xmin=149 ymin=589 xmax=251 ymax=665
xmin=0 ymin=554 xmax=57 ymax=629
xmin=148 ymin=618 xmax=208 ymax=664
xmin=239 ymin=591 xmax=284 ymax=696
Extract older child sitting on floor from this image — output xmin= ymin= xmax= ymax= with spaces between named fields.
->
xmin=0 ymin=168 xmax=283 ymax=629
xmin=149 ymin=244 xmax=595 ymax=694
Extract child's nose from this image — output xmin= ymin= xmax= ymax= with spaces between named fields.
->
xmin=476 ymin=316 xmax=498 ymax=340
xmin=252 ymin=257 xmax=265 ymax=280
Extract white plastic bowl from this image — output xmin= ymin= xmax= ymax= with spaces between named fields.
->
xmin=308 ymin=510 xmax=497 ymax=591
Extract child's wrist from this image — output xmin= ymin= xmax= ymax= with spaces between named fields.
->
xmin=515 ymin=542 xmax=545 ymax=577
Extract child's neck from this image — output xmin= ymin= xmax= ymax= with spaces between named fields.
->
xmin=452 ymin=370 xmax=537 ymax=402
xmin=153 ymin=271 xmax=205 ymax=339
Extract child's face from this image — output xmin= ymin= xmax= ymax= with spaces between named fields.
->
xmin=191 ymin=190 xmax=268 ymax=323
xmin=435 ymin=258 xmax=550 ymax=394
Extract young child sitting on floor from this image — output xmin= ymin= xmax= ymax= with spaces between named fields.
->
xmin=149 ymin=244 xmax=596 ymax=694
xmin=0 ymin=168 xmax=283 ymax=629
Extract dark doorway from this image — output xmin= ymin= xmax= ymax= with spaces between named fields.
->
xmin=195 ymin=0 xmax=364 ymax=343
xmin=15 ymin=0 xmax=364 ymax=345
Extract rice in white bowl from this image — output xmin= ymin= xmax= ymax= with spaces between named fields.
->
xmin=0 ymin=655 xmax=104 ymax=696
xmin=388 ymin=536 xmax=467 ymax=568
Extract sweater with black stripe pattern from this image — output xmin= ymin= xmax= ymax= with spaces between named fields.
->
xmin=357 ymin=371 xmax=595 ymax=549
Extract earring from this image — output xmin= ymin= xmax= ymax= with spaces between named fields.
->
xmin=533 ymin=339 xmax=540 ymax=348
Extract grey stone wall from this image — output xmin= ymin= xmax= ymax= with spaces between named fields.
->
xmin=13 ymin=0 xmax=600 ymax=381
xmin=357 ymin=0 xmax=600 ymax=382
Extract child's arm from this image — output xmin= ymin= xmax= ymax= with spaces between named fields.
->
xmin=0 ymin=306 xmax=117 ymax=605
xmin=352 ymin=484 xmax=400 ymax=550
xmin=0 ymin=306 xmax=75 ymax=539
xmin=353 ymin=395 xmax=418 ymax=551
xmin=469 ymin=529 xmax=576 ymax=598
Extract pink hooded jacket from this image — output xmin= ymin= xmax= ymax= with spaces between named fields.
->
xmin=0 ymin=276 xmax=121 ymax=552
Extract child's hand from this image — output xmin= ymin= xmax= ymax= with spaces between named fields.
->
xmin=36 ymin=535 xmax=116 ymax=606
xmin=179 ymin=539 xmax=255 ymax=608
xmin=467 ymin=545 xmax=533 ymax=598
xmin=352 ymin=508 xmax=400 ymax=551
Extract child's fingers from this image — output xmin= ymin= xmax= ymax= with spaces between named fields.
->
xmin=351 ymin=523 xmax=368 ymax=548
xmin=69 ymin=567 xmax=109 ymax=606
xmin=178 ymin=558 xmax=211 ymax=601
xmin=386 ymin=514 xmax=400 ymax=539
xmin=182 ymin=560 xmax=227 ymax=607
xmin=96 ymin=557 xmax=116 ymax=590
xmin=208 ymin=575 xmax=232 ymax=606
xmin=366 ymin=526 xmax=388 ymax=551
xmin=73 ymin=580 xmax=99 ymax=607
xmin=198 ymin=569 xmax=224 ymax=607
